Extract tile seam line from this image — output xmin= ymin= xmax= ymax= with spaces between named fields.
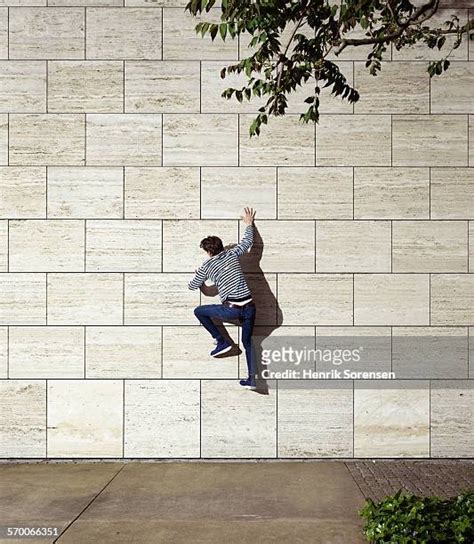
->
xmin=4 ymin=271 xmax=466 ymax=274
xmin=53 ymin=463 xmax=127 ymax=543
xmin=6 ymin=326 xmax=9 ymax=379
xmin=2 ymin=325 xmax=470 ymax=329
xmin=7 ymin=112 xmax=473 ymax=115
xmin=3 ymin=219 xmax=474 ymax=222
xmin=4 ymin=58 xmax=474 ymax=62
xmin=122 ymin=379 xmax=125 ymax=458
xmin=4 ymin=165 xmax=473 ymax=169
xmin=3 ymin=456 xmax=469 ymax=462
xmin=45 ymin=379 xmax=47 ymax=456
xmin=2 ymin=378 xmax=463 ymax=381
xmin=343 ymin=460 xmax=366 ymax=500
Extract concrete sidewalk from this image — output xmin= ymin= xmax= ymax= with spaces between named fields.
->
xmin=0 ymin=462 xmax=366 ymax=544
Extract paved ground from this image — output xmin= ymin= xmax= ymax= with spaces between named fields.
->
xmin=347 ymin=460 xmax=474 ymax=502
xmin=0 ymin=460 xmax=472 ymax=544
xmin=1 ymin=462 xmax=365 ymax=544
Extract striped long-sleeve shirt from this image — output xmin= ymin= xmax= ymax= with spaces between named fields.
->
xmin=188 ymin=225 xmax=253 ymax=303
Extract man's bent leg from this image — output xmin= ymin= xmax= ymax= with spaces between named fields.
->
xmin=194 ymin=304 xmax=225 ymax=342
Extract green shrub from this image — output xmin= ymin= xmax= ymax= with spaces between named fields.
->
xmin=359 ymin=489 xmax=474 ymax=543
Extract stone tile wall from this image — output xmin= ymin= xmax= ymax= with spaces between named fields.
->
xmin=0 ymin=1 xmax=472 ymax=458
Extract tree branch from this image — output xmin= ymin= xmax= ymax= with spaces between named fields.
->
xmin=387 ymin=0 xmax=401 ymax=26
xmin=334 ymin=0 xmax=445 ymax=55
xmin=335 ymin=18 xmax=472 ymax=55
xmin=275 ymin=14 xmax=306 ymax=90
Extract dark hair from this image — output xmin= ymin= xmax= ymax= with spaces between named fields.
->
xmin=200 ymin=236 xmax=224 ymax=256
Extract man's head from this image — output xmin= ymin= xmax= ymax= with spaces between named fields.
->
xmin=200 ymin=235 xmax=224 ymax=257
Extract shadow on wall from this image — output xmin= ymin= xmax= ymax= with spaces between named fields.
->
xmin=240 ymin=226 xmax=284 ymax=394
xmin=200 ymin=225 xmax=283 ymax=394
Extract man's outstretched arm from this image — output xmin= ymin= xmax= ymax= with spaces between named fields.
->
xmin=229 ymin=207 xmax=256 ymax=257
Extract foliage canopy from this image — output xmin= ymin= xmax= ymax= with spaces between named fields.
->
xmin=185 ymin=0 xmax=474 ymax=135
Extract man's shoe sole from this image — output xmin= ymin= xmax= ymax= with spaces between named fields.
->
xmin=211 ymin=344 xmax=232 ymax=357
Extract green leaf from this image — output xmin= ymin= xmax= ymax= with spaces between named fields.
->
xmin=219 ymin=23 xmax=227 ymax=41
xmin=209 ymin=24 xmax=218 ymax=41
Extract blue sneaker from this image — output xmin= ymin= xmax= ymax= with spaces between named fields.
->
xmin=239 ymin=377 xmax=257 ymax=390
xmin=210 ymin=340 xmax=232 ymax=357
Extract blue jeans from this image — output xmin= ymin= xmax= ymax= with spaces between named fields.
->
xmin=194 ymin=303 xmax=257 ymax=379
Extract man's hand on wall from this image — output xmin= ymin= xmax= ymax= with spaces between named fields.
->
xmin=200 ymin=282 xmax=218 ymax=297
xmin=242 ymin=207 xmax=256 ymax=225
